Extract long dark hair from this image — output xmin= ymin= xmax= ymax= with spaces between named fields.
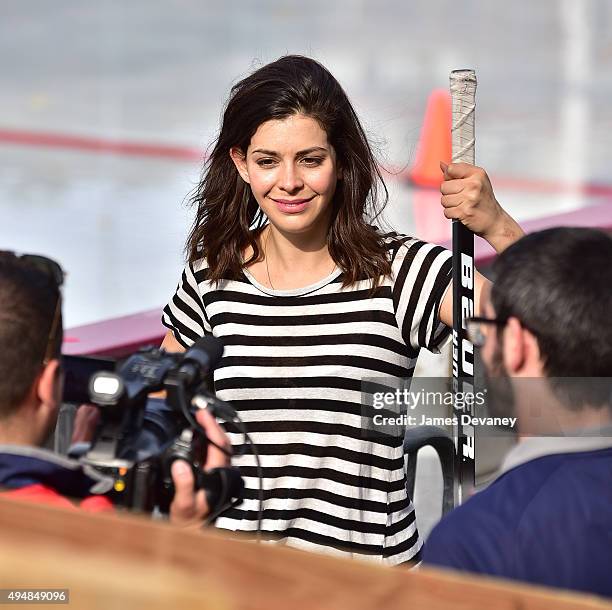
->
xmin=187 ymin=55 xmax=391 ymax=288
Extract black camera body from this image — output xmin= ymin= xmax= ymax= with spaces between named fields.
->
xmin=69 ymin=337 xmax=243 ymax=515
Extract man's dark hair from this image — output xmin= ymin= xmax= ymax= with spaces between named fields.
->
xmin=491 ymin=227 xmax=612 ymax=409
xmin=0 ymin=253 xmax=62 ymax=418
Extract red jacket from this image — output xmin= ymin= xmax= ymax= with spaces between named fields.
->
xmin=0 ymin=445 xmax=114 ymax=512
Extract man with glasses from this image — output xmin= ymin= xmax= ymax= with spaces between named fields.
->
xmin=423 ymin=227 xmax=612 ymax=598
xmin=0 ymin=252 xmax=230 ymax=523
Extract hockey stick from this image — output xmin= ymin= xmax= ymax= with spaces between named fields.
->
xmin=450 ymin=69 xmax=477 ymax=503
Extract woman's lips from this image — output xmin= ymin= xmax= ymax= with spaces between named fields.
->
xmin=271 ymin=196 xmax=314 ymax=214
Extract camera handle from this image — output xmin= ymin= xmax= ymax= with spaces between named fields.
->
xmin=197 ymin=467 xmax=245 ymax=523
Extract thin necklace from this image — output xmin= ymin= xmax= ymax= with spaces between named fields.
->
xmin=264 ymin=229 xmax=275 ymax=290
xmin=263 ymin=229 xmax=336 ymax=292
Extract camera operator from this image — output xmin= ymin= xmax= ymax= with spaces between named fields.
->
xmin=0 ymin=251 xmax=230 ymax=525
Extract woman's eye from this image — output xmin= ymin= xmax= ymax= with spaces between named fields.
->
xmin=301 ymin=157 xmax=323 ymax=166
xmin=256 ymin=158 xmax=276 ymax=168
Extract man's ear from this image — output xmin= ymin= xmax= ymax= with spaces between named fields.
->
xmin=502 ymin=317 xmax=525 ymax=374
xmin=36 ymin=359 xmax=63 ymax=412
xmin=229 ymin=147 xmax=250 ymax=184
xmin=503 ymin=317 xmax=541 ymax=376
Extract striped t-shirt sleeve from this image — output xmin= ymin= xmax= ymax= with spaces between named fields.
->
xmin=162 ymin=260 xmax=211 ymax=348
xmin=391 ymin=239 xmax=452 ymax=354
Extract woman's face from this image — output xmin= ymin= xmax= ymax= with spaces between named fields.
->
xmin=230 ymin=114 xmax=341 ymax=237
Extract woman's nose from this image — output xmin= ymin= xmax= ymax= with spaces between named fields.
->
xmin=278 ymin=163 xmax=304 ymax=192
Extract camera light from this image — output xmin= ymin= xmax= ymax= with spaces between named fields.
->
xmin=89 ymin=371 xmax=124 ymax=405
xmin=92 ymin=375 xmax=121 ymax=396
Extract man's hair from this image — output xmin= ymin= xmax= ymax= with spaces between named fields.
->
xmin=0 ymin=253 xmax=62 ymax=418
xmin=491 ymin=227 xmax=612 ymax=409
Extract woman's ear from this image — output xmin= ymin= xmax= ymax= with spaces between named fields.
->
xmin=229 ymin=147 xmax=250 ymax=184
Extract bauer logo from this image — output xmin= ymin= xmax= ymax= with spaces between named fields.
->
xmin=461 ymin=252 xmax=474 ymax=376
xmin=452 ymin=252 xmax=474 ymax=377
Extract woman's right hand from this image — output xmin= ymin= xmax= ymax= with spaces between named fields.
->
xmin=439 ymin=162 xmax=524 ymax=253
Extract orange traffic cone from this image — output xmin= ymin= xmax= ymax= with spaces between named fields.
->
xmin=409 ymin=89 xmax=452 ymax=188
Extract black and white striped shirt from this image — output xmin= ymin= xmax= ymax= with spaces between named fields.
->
xmin=162 ymin=233 xmax=452 ymax=565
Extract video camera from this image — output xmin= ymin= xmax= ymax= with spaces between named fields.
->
xmin=67 ymin=337 xmax=244 ymax=517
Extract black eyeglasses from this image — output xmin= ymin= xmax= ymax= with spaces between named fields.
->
xmin=465 ymin=316 xmax=507 ymax=348
xmin=1 ymin=252 xmax=65 ymax=364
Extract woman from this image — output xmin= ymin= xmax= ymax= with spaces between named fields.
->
xmin=161 ymin=55 xmax=523 ymax=565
